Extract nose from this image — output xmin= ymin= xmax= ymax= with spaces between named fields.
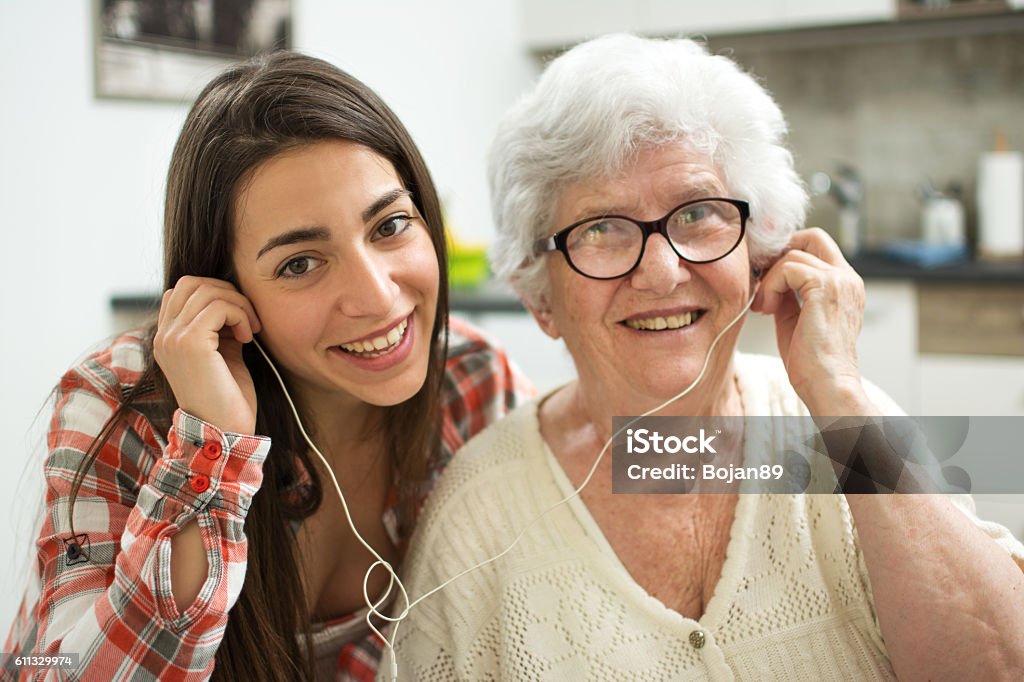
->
xmin=337 ymin=249 xmax=400 ymax=318
xmin=628 ymin=233 xmax=692 ymax=294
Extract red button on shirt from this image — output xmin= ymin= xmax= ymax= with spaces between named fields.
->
xmin=202 ymin=441 xmax=222 ymax=460
xmin=190 ymin=474 xmax=210 ymax=493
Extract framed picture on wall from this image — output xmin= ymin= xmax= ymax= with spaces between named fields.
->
xmin=93 ymin=0 xmax=292 ymax=102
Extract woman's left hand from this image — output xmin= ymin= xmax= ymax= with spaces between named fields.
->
xmin=751 ymin=227 xmax=873 ymax=416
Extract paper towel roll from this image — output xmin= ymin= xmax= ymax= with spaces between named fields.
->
xmin=977 ymin=151 xmax=1024 ymax=260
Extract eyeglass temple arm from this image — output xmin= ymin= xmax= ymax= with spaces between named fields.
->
xmin=532 ymin=234 xmax=559 ymax=256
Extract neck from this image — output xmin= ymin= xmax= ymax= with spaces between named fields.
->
xmin=283 ymin=379 xmax=383 ymax=475
xmin=570 ymin=363 xmax=741 ymax=445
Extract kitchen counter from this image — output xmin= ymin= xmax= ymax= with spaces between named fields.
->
xmin=848 ymin=252 xmax=1024 ymax=282
xmin=109 ymin=284 xmax=529 ymax=316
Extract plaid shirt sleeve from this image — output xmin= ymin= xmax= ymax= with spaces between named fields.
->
xmin=2 ymin=333 xmax=270 ymax=681
xmin=336 ymin=316 xmax=536 ymax=681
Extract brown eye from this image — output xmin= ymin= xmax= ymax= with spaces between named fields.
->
xmin=286 ymin=258 xmax=309 ymax=275
xmin=277 ymin=256 xmax=323 ymax=279
xmin=373 ymin=216 xmax=413 ymax=241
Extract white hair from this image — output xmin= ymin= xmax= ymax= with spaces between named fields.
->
xmin=488 ymin=33 xmax=808 ymax=306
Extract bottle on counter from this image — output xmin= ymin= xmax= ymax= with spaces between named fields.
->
xmin=977 ymin=130 xmax=1024 ymax=261
xmin=921 ymin=180 xmax=965 ymax=248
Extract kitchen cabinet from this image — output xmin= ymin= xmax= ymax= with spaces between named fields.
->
xmin=917 ymin=282 xmax=1024 ymax=357
xmin=916 ymin=281 xmax=1024 ymax=415
xmin=521 ymin=0 xmax=897 ymax=50
xmin=856 ymin=280 xmax=920 ymax=411
xmin=859 ymin=279 xmax=1024 ymax=416
xmin=919 ymin=355 xmax=1024 ymax=415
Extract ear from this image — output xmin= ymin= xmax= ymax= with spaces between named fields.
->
xmin=524 ymin=294 xmax=561 ymax=341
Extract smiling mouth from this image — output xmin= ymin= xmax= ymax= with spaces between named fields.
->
xmin=622 ymin=310 xmax=704 ymax=331
xmin=336 ymin=317 xmax=409 ymax=357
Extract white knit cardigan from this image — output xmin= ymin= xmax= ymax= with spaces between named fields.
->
xmin=386 ymin=354 xmax=1024 ymax=681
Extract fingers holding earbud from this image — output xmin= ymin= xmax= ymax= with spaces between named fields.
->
xmin=749 ymin=228 xmax=870 ymax=415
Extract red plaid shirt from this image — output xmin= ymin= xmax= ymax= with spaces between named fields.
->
xmin=3 ymin=317 xmax=534 ymax=681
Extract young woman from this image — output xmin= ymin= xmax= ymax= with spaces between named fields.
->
xmin=2 ymin=52 xmax=531 ymax=681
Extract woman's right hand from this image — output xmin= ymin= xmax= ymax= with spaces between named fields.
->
xmin=154 ymin=276 xmax=262 ymax=435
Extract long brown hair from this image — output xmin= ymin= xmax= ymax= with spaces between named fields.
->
xmin=67 ymin=51 xmax=450 ymax=680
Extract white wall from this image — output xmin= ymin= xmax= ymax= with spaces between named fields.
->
xmin=0 ymin=0 xmax=534 ymax=633
xmin=0 ymin=2 xmax=189 ymax=633
xmin=295 ymin=1 xmax=535 ymax=245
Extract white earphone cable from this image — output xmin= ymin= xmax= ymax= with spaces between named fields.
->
xmin=252 ymin=282 xmax=759 ymax=680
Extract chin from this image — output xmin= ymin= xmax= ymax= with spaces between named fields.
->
xmin=359 ymin=368 xmax=429 ymax=407
xmin=638 ymin=367 xmax=711 ymax=402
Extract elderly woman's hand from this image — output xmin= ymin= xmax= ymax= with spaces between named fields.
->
xmin=752 ymin=228 xmax=876 ymax=416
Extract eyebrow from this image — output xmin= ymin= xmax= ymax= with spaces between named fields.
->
xmin=255 ymin=188 xmax=413 ymax=260
xmin=362 ymin=188 xmax=412 ymax=223
xmin=256 ymin=227 xmax=331 ymax=260
xmin=570 ymin=185 xmax=725 ymax=223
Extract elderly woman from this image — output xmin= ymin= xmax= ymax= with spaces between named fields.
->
xmin=386 ymin=35 xmax=1024 ymax=681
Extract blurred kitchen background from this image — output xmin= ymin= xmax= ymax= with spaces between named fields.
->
xmin=2 ymin=0 xmax=1023 ymax=629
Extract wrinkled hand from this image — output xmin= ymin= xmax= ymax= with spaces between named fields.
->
xmin=752 ymin=228 xmax=874 ymax=416
xmin=153 ymin=276 xmax=262 ymax=435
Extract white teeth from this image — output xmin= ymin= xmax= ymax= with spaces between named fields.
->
xmin=625 ymin=312 xmax=696 ymax=331
xmin=339 ymin=319 xmax=408 ymax=356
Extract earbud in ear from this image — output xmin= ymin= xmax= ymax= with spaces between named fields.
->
xmin=752 ymin=267 xmax=763 ymax=279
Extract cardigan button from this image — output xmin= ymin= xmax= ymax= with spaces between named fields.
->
xmin=190 ymin=474 xmax=210 ymax=493
xmin=689 ymin=630 xmax=706 ymax=649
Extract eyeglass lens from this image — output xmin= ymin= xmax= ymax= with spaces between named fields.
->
xmin=564 ymin=199 xmax=744 ymax=278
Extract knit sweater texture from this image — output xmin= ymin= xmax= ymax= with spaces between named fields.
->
xmin=388 ymin=353 xmax=1024 ymax=681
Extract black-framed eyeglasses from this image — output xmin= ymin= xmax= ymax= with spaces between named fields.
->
xmin=533 ymin=197 xmax=750 ymax=280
